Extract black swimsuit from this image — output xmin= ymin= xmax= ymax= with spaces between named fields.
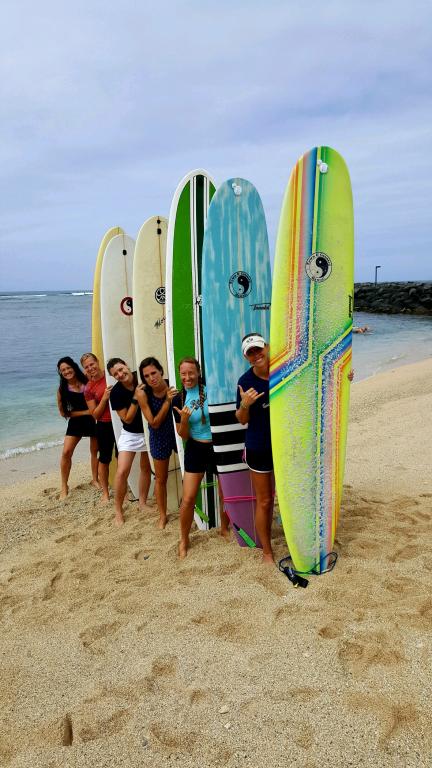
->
xmin=65 ymin=387 xmax=96 ymax=438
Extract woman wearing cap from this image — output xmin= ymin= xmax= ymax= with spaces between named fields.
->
xmin=107 ymin=357 xmax=152 ymax=526
xmin=235 ymin=333 xmax=274 ymax=563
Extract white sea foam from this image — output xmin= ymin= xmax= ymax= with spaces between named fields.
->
xmin=0 ymin=439 xmax=63 ymax=461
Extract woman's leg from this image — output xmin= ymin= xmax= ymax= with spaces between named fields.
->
xmin=250 ymin=470 xmax=274 ymax=563
xmin=90 ymin=435 xmax=100 ymax=488
xmin=153 ymin=457 xmax=169 ymax=528
xmin=178 ymin=471 xmax=205 ymax=558
xmin=98 ymin=461 xmax=110 ymax=502
xmin=60 ymin=435 xmax=81 ymax=499
xmin=114 ymin=451 xmax=135 ymax=525
xmin=139 ymin=451 xmax=152 ymax=509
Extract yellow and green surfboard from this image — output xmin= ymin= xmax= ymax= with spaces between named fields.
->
xmin=270 ymin=147 xmax=354 ymax=574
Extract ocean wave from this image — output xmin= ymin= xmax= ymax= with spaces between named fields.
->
xmin=72 ymin=291 xmax=93 ymax=296
xmin=0 ymin=293 xmax=47 ymax=300
xmin=0 ymin=439 xmax=63 ymax=461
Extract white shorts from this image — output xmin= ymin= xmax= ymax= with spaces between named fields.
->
xmin=117 ymin=428 xmax=148 ymax=453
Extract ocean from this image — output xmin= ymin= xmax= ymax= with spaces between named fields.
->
xmin=0 ymin=291 xmax=431 ymax=460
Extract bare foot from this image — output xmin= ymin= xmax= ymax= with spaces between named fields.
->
xmin=219 ymin=527 xmax=231 ymax=541
xmin=262 ymin=552 xmax=275 ymax=565
xmin=60 ymin=486 xmax=69 ymax=500
xmin=179 ymin=540 xmax=189 ymax=559
xmin=157 ymin=516 xmax=168 ymax=529
xmin=91 ymin=479 xmax=101 ymax=490
xmin=101 ymin=493 xmax=110 ymax=503
xmin=114 ymin=513 xmax=125 ymax=527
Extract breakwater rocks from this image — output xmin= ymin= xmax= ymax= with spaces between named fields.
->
xmin=354 ymin=282 xmax=432 ymax=315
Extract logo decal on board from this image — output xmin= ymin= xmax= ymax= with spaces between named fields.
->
xmin=120 ymin=297 xmax=133 ymax=315
xmin=229 ymin=271 xmax=252 ymax=298
xmin=155 ymin=286 xmax=165 ymax=304
xmin=305 ymin=253 xmax=332 ymax=282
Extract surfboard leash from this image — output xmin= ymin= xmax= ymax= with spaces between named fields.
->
xmin=278 ymin=552 xmax=338 ymax=589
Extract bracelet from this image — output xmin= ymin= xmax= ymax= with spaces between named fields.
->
xmin=240 ymin=401 xmax=250 ymax=410
xmin=131 ymin=398 xmax=138 ymax=405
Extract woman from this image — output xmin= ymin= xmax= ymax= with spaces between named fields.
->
xmin=57 ymin=356 xmax=98 ymax=499
xmin=137 ymin=356 xmax=178 ymax=529
xmin=107 ymin=357 xmax=152 ymax=526
xmin=172 ymin=357 xmax=229 ymax=558
xmin=235 ymin=334 xmax=274 ymax=563
xmin=81 ymin=352 xmax=115 ymax=502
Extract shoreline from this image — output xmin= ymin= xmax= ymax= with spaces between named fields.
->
xmin=0 ymin=359 xmax=431 ymax=766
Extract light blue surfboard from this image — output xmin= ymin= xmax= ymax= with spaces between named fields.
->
xmin=201 ymin=179 xmax=272 ymax=546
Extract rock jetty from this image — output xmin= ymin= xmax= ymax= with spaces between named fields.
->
xmin=354 ymin=281 xmax=432 ymax=315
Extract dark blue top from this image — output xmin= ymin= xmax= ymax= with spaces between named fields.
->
xmin=236 ymin=368 xmax=271 ymax=451
xmin=147 ymin=388 xmax=177 ymax=460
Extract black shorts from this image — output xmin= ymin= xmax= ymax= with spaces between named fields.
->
xmin=66 ymin=415 xmax=96 ymax=438
xmin=184 ymin=438 xmax=218 ymax=474
xmin=244 ymin=446 xmax=273 ymax=473
xmin=96 ymin=421 xmax=116 ymax=464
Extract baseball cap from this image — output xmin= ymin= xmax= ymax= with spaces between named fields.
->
xmin=241 ymin=333 xmax=266 ymax=356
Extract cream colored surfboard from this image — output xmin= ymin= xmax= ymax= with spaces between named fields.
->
xmin=133 ymin=215 xmax=182 ymax=512
xmin=92 ymin=226 xmax=124 ymax=487
xmin=92 ymin=226 xmax=124 ymax=364
xmin=100 ymin=233 xmax=143 ymax=500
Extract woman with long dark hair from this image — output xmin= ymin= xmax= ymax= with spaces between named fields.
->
xmin=172 ymin=357 xmax=229 ymax=558
xmin=57 ymin=356 xmax=98 ymax=499
xmin=137 ymin=356 xmax=178 ymax=528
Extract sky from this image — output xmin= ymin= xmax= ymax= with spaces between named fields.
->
xmin=1 ymin=0 xmax=431 ymax=290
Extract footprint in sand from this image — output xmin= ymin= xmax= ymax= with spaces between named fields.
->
xmin=79 ymin=621 xmax=121 ymax=649
xmin=345 ymin=692 xmax=417 ymax=747
xmin=338 ymin=630 xmax=404 ymax=675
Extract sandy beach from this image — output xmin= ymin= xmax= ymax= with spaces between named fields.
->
xmin=1 ymin=359 xmax=431 ymax=767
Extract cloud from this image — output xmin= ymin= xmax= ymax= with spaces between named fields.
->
xmin=0 ymin=0 xmax=431 ymax=288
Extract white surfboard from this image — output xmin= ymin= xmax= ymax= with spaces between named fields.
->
xmin=133 ymin=215 xmax=182 ymax=512
xmin=100 ymin=233 xmax=142 ymax=500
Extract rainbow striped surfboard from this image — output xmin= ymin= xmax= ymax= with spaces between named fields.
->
xmin=270 ymin=146 xmax=354 ymax=574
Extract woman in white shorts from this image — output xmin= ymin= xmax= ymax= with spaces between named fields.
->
xmin=107 ymin=357 xmax=152 ymax=525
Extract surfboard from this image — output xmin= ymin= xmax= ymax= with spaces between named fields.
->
xmin=201 ymin=178 xmax=272 ymax=547
xmin=270 ymin=146 xmax=354 ymax=573
xmin=92 ymin=226 xmax=124 ymax=364
xmin=100 ymin=233 xmax=141 ymax=500
xmin=133 ymin=215 xmax=182 ymax=512
xmin=92 ymin=227 xmax=124 ymax=488
xmin=165 ymin=169 xmax=218 ymax=530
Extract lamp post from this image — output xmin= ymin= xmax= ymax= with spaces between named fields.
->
xmin=374 ymin=265 xmax=381 ymax=286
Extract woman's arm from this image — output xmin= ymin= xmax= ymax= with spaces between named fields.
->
xmin=57 ymin=390 xmax=66 ymax=418
xmin=235 ymin=384 xmax=263 ymax=425
xmin=87 ymin=386 xmax=112 ymax=421
xmin=173 ymin=405 xmax=191 ymax=440
xmin=137 ymin=386 xmax=178 ymax=429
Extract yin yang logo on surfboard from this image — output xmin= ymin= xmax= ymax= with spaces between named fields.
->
xmin=305 ymin=252 xmax=332 ymax=282
xmin=120 ymin=296 xmax=133 ymax=315
xmin=229 ymin=271 xmax=252 ymax=298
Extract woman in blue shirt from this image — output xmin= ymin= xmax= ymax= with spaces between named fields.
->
xmin=173 ymin=357 xmax=229 ymax=558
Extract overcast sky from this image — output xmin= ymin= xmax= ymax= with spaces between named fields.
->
xmin=1 ymin=0 xmax=431 ymax=290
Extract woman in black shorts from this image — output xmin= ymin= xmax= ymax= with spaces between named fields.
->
xmin=235 ymin=334 xmax=274 ymax=563
xmin=57 ymin=356 xmax=98 ymax=499
xmin=81 ymin=352 xmax=116 ymax=502
xmin=172 ymin=357 xmax=229 ymax=558
xmin=137 ymin=356 xmax=178 ymax=529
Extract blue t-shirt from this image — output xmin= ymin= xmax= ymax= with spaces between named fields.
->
xmin=173 ymin=384 xmax=212 ymax=441
xmin=236 ymin=368 xmax=270 ymax=451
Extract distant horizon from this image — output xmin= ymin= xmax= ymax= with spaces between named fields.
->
xmin=2 ymin=278 xmax=432 ymax=294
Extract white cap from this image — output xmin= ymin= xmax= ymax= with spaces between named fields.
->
xmin=241 ymin=333 xmax=266 ymax=356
